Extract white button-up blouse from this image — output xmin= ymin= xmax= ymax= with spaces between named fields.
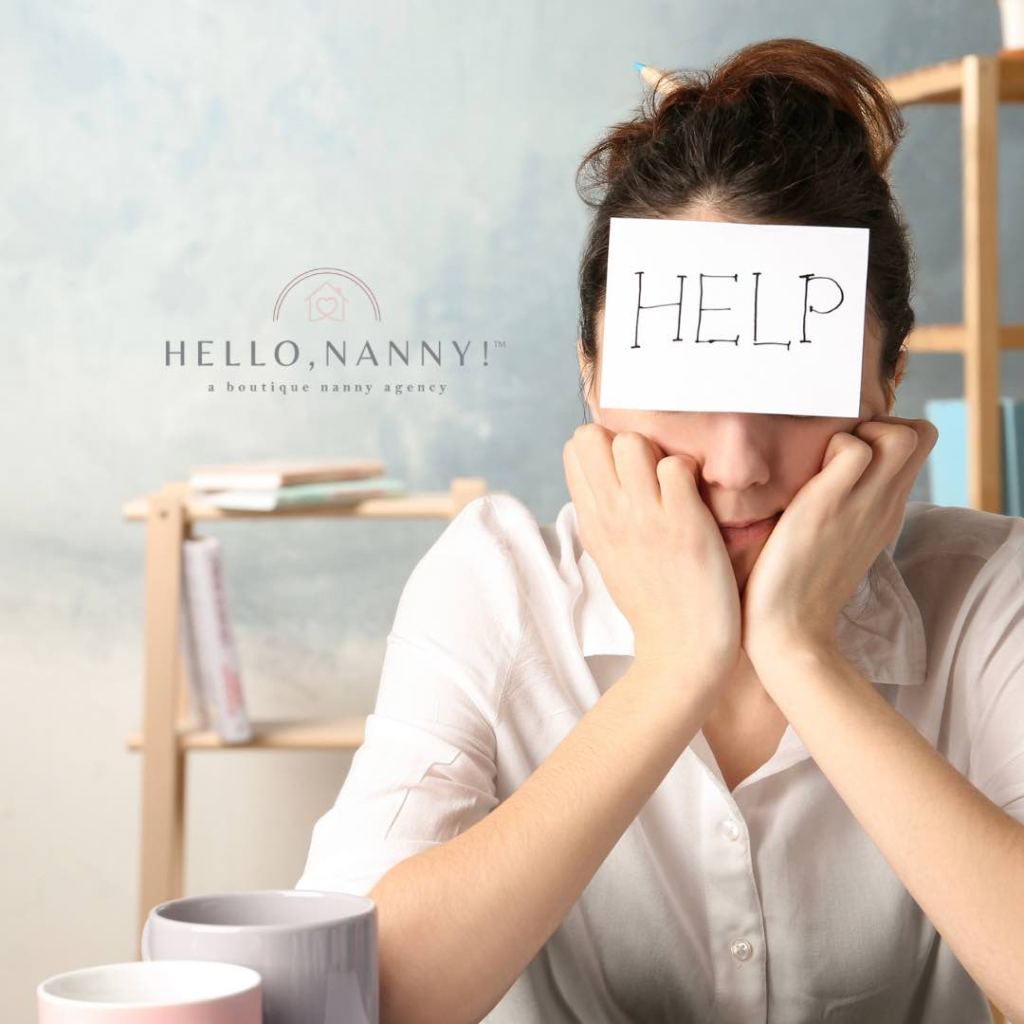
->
xmin=296 ymin=493 xmax=1024 ymax=1023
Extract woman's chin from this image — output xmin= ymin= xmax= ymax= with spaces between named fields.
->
xmin=729 ymin=543 xmax=766 ymax=592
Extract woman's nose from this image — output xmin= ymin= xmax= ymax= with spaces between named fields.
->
xmin=691 ymin=414 xmax=772 ymax=491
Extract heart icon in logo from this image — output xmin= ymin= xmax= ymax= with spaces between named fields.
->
xmin=315 ymin=296 xmax=339 ymax=319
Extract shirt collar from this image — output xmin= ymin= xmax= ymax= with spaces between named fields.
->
xmin=566 ymin=502 xmax=927 ymax=688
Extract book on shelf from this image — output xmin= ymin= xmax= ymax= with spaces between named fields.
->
xmin=177 ymin=582 xmax=208 ymax=730
xmin=1003 ymin=399 xmax=1024 ymax=518
xmin=189 ymin=458 xmax=386 ymax=492
xmin=179 ymin=536 xmax=253 ymax=743
xmin=202 ymin=476 xmax=407 ymax=511
xmin=924 ymin=397 xmax=1024 ymax=515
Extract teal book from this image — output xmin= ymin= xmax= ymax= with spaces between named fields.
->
xmin=923 ymin=398 xmax=1023 ymax=514
xmin=204 ymin=476 xmax=407 ymax=511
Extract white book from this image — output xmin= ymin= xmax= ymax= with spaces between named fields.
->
xmin=181 ymin=537 xmax=253 ymax=744
xmin=189 ymin=459 xmax=386 ymax=492
xmin=177 ymin=583 xmax=209 ymax=730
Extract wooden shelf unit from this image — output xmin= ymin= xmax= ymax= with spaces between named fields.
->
xmin=889 ymin=50 xmax=1018 ymax=1024
xmin=882 ymin=52 xmax=1023 ymax=515
xmin=123 ymin=475 xmax=493 ymax=941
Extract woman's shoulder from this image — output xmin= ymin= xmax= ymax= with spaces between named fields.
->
xmin=896 ymin=501 xmax=1024 ymax=579
xmin=893 ymin=503 xmax=1024 ymax=641
xmin=443 ymin=492 xmax=580 ymax=578
xmin=402 ymin=493 xmax=575 ymax=622
xmin=449 ymin=491 xmax=540 ymax=541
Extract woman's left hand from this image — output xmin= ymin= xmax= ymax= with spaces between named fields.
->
xmin=740 ymin=415 xmax=939 ymax=663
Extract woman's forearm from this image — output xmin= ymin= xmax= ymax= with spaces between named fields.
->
xmin=750 ymin=637 xmax=1024 ymax=1023
xmin=369 ymin=660 xmax=719 ymax=1024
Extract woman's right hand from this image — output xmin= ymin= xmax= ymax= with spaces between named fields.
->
xmin=563 ymin=423 xmax=742 ymax=693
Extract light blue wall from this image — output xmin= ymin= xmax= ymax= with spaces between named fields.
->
xmin=3 ymin=1 xmax=1022 ymax=1018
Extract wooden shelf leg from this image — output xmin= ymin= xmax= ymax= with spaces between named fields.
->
xmin=961 ymin=54 xmax=1002 ymax=513
xmin=136 ymin=491 xmax=189 ymax=946
xmin=962 ymin=51 xmax=1007 ymax=1024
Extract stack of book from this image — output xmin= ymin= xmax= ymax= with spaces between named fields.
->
xmin=188 ymin=458 xmax=407 ymax=511
xmin=924 ymin=397 xmax=1024 ymax=514
xmin=178 ymin=459 xmax=406 ymax=741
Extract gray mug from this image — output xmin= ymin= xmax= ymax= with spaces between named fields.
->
xmin=141 ymin=889 xmax=377 ymax=1024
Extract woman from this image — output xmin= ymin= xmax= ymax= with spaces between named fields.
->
xmin=297 ymin=38 xmax=1024 ymax=1024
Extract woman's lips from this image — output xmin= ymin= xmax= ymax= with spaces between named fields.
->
xmin=718 ymin=511 xmax=782 ymax=546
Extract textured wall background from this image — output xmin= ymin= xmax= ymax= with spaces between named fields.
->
xmin=3 ymin=1 xmax=1022 ymax=1018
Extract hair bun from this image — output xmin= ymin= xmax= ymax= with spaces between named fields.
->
xmin=642 ymin=38 xmax=906 ymax=179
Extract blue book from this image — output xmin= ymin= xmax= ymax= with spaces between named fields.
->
xmin=1002 ymin=398 xmax=1024 ymax=517
xmin=923 ymin=397 xmax=1023 ymax=514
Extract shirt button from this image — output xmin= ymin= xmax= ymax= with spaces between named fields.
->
xmin=730 ymin=939 xmax=753 ymax=961
xmin=720 ymin=817 xmax=741 ymax=841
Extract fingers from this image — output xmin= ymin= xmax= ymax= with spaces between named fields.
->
xmin=656 ymin=453 xmax=700 ymax=518
xmin=571 ymin=423 xmax=621 ymax=497
xmin=852 ymin=416 xmax=936 ymax=494
xmin=612 ymin=431 xmax=662 ymax=508
xmin=819 ymin=431 xmax=874 ymax=488
xmin=563 ymin=434 xmax=597 ymax=528
xmin=565 ymin=423 xmax=670 ymax=509
xmin=565 ymin=424 xmax=702 ymax=542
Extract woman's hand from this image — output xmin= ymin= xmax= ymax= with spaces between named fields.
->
xmin=740 ymin=415 xmax=939 ymax=664
xmin=563 ymin=423 xmax=742 ymax=691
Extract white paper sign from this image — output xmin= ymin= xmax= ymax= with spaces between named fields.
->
xmin=599 ymin=217 xmax=870 ymax=416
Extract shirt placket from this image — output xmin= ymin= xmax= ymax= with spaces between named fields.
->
xmin=689 ymin=737 xmax=769 ymax=1024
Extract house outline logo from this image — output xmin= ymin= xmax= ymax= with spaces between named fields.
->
xmin=272 ymin=267 xmax=383 ymax=323
xmin=305 ymin=281 xmax=347 ymax=322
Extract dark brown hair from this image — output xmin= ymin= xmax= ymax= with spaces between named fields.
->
xmin=575 ymin=37 xmax=915 ymax=418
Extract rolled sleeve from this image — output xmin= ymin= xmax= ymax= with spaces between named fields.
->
xmin=295 ymin=495 xmax=524 ymax=896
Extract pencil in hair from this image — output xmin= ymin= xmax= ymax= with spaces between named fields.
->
xmin=634 ymin=61 xmax=680 ymax=97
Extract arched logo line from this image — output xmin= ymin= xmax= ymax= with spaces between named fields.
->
xmin=272 ymin=267 xmax=382 ymax=322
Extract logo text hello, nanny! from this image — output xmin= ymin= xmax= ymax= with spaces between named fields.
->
xmin=164 ymin=338 xmax=494 ymax=369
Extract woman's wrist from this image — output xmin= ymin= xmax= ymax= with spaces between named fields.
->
xmin=621 ymin=652 xmax=724 ymax=723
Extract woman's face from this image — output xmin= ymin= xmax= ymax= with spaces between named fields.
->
xmin=579 ymin=305 xmax=906 ymax=594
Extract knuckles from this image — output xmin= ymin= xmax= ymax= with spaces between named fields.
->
xmin=611 ymin=430 xmax=648 ymax=452
xmin=881 ymin=422 xmax=920 ymax=453
xmin=572 ymin=422 xmax=612 ymax=444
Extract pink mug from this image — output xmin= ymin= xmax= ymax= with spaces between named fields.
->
xmin=37 ymin=959 xmax=262 ymax=1022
